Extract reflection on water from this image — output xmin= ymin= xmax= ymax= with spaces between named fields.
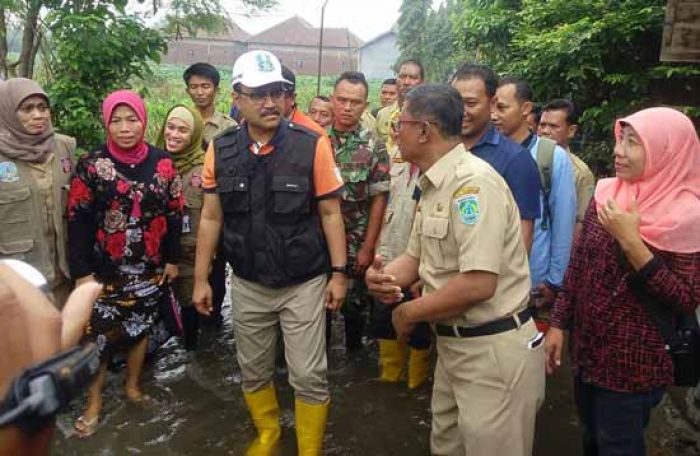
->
xmin=52 ymin=301 xmax=433 ymax=456
xmin=52 ymin=299 xmax=696 ymax=455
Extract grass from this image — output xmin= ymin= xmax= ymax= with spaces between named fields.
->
xmin=138 ymin=64 xmax=384 ymax=142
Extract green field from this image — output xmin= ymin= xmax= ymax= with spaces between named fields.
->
xmin=139 ymin=64 xmax=384 ymax=142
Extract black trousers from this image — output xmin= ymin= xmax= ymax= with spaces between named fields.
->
xmin=371 ymin=290 xmax=431 ymax=349
xmin=574 ymin=376 xmax=664 ymax=456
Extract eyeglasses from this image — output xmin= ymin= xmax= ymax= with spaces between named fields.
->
xmin=390 ymin=118 xmax=437 ymax=132
xmin=238 ymin=88 xmax=286 ymax=103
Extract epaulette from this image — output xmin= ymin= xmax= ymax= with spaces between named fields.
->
xmin=454 ymin=158 xmax=472 ymax=179
xmin=287 ymin=122 xmax=320 ymax=139
xmin=214 ymin=123 xmax=242 ymax=142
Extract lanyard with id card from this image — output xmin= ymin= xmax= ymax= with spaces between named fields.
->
xmin=182 ymin=212 xmax=191 ymax=234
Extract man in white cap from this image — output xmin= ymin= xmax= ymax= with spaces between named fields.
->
xmin=193 ymin=50 xmax=348 ymax=456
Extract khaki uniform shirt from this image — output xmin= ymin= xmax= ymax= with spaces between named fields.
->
xmin=405 ymin=144 xmax=531 ymax=327
xmin=568 ymin=151 xmax=595 ymax=223
xmin=179 ymin=165 xmax=204 ymax=279
xmin=203 ymin=111 xmax=237 ymax=146
xmin=361 ymin=110 xmax=376 ymax=133
xmin=27 ymin=158 xmax=61 ymax=283
xmin=374 ymin=102 xmax=399 ymax=145
xmin=0 ymin=134 xmax=75 ymax=288
xmin=377 ymin=144 xmax=421 ymax=263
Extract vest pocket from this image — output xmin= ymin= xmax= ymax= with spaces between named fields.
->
xmin=283 ymin=229 xmax=325 ymax=279
xmin=218 ymin=177 xmax=250 ymax=213
xmin=0 ymin=186 xmax=31 ymax=221
xmin=271 ymin=176 xmax=310 ymax=214
xmin=0 ymin=239 xmax=34 ymax=261
xmin=0 ymin=186 xmax=32 ymax=242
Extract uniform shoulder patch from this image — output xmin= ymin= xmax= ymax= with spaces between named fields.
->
xmin=453 ymin=185 xmax=481 ymax=225
xmin=0 ymin=161 xmax=20 ymax=183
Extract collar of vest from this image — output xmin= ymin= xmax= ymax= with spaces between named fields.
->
xmin=238 ymin=119 xmax=290 ymax=151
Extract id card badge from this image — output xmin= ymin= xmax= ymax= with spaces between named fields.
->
xmin=182 ymin=214 xmax=191 ymax=234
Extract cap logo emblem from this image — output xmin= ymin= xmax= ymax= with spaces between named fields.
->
xmin=256 ymin=53 xmax=275 ymax=72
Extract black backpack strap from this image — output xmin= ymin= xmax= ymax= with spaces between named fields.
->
xmin=624 ymin=253 xmax=678 ymax=347
xmin=536 ymin=137 xmax=556 ymax=230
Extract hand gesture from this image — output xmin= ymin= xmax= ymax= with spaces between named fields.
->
xmin=365 ymin=255 xmax=403 ymax=305
xmin=597 ymin=198 xmax=641 ymax=245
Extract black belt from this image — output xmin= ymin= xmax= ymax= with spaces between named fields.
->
xmin=434 ymin=308 xmax=532 ymax=338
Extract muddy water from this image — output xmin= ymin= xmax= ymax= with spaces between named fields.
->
xmin=51 ymin=304 xmax=698 ymax=455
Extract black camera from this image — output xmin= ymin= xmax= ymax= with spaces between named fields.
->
xmin=0 ymin=343 xmax=99 ymax=431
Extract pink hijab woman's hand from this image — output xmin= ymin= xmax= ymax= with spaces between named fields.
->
xmin=597 ymin=197 xmax=641 ymax=246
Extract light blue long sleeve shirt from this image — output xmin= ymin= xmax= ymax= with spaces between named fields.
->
xmin=528 ymin=136 xmax=577 ymax=288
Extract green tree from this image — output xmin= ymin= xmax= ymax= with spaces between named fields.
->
xmin=397 ymin=0 xmax=430 ymax=62
xmin=0 ymin=0 xmax=47 ymax=78
xmin=422 ymin=0 xmax=459 ymax=82
xmin=0 ymin=0 xmax=277 ymax=78
xmin=157 ymin=0 xmax=277 ymax=39
xmin=451 ymin=0 xmax=700 ymax=173
xmin=452 ymin=0 xmax=521 ymax=65
xmin=45 ymin=3 xmax=166 ymax=150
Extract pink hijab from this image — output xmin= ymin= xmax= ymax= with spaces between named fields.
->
xmin=101 ymin=90 xmax=149 ymax=165
xmin=594 ymin=107 xmax=700 ymax=253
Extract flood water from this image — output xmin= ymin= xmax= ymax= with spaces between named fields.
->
xmin=52 ymin=300 xmax=700 ymax=455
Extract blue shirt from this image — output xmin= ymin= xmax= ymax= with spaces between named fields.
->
xmin=527 ymin=135 xmax=577 ymax=288
xmin=471 ymin=125 xmax=541 ymax=220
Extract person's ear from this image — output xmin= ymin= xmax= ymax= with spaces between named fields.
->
xmin=419 ymin=122 xmax=430 ymax=143
xmin=568 ymin=124 xmax=578 ymax=140
xmin=522 ymin=101 xmax=533 ymax=118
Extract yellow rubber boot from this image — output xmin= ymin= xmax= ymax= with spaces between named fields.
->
xmin=407 ymin=348 xmax=430 ymax=389
xmin=378 ymin=338 xmax=408 ymax=382
xmin=295 ymin=399 xmax=330 ymax=456
xmin=243 ymin=385 xmax=281 ymax=456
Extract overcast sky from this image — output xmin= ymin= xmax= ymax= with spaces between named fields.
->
xmin=228 ymin=0 xmax=443 ymax=41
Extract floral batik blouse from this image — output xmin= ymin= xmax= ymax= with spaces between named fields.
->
xmin=68 ymin=145 xmax=183 ymax=280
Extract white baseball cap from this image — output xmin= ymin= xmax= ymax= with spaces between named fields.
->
xmin=232 ymin=50 xmax=291 ymax=89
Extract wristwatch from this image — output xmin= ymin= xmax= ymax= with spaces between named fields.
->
xmin=329 ymin=265 xmax=349 ymax=275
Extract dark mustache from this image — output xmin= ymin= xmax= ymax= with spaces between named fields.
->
xmin=260 ymin=110 xmax=280 ymax=116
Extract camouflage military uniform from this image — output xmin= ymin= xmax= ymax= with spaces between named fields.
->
xmin=329 ymin=125 xmax=390 ymax=351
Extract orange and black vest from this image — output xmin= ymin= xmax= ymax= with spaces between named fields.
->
xmin=213 ymin=121 xmax=329 ymax=287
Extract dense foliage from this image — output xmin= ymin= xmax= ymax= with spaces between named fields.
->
xmin=398 ymin=0 xmax=700 ymax=173
xmin=45 ymin=4 xmax=165 ymax=151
